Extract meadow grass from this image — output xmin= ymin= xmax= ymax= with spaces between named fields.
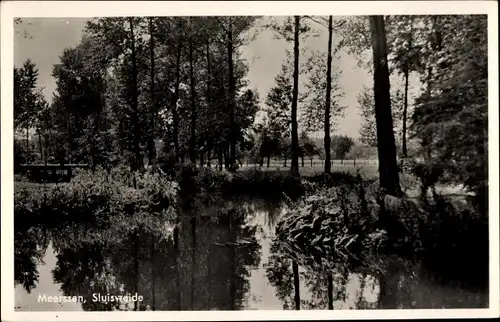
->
xmin=237 ymin=163 xmax=379 ymax=179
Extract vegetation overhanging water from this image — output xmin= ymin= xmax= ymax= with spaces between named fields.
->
xmin=14 ymin=165 xmax=489 ymax=311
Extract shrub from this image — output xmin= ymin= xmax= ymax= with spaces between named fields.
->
xmin=275 ymin=179 xmax=384 ymax=271
xmin=274 ymin=173 xmax=488 ymax=290
xmin=15 ymin=166 xmax=179 ymax=231
xmin=418 ymin=193 xmax=488 ymax=289
xmin=174 ymin=165 xmax=306 ymax=209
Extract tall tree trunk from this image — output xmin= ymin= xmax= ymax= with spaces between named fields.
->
xmin=290 ymin=16 xmax=301 ymax=177
xmin=147 ymin=17 xmax=157 ymax=165
xmin=93 ymin=79 xmax=105 ymax=169
xmin=267 ymin=156 xmax=270 ymax=168
xmin=224 ymin=143 xmax=230 ymax=169
xmin=378 ymin=271 xmax=399 ymax=309
xmin=190 ymin=217 xmax=196 ymax=310
xmin=174 ymin=226 xmax=181 ymax=309
xmin=324 ymin=15 xmax=333 ymax=174
xmin=37 ymin=131 xmax=43 ymax=163
xmin=327 ymin=273 xmax=334 ymax=310
xmin=134 ymin=228 xmax=140 ymax=311
xmin=292 ymin=261 xmax=300 ymax=310
xmin=401 ymin=69 xmax=409 ymax=158
xmin=207 ymin=145 xmax=212 ymax=167
xmin=151 ymin=238 xmax=156 ymax=310
xmin=227 ymin=18 xmax=237 ymax=172
xmin=218 ymin=147 xmax=223 ymax=170
xmin=203 ymin=39 xmax=212 ymax=169
xmin=189 ymin=30 xmax=197 ymax=165
xmin=228 ymin=217 xmax=236 ymax=310
xmin=369 ymin=16 xmax=402 ymax=196
xmin=401 ymin=17 xmax=414 ymax=159
xmin=172 ymin=21 xmax=182 ymax=165
xmin=421 ymin=17 xmax=442 ymax=164
xmin=25 ymin=126 xmax=29 ymax=163
xmin=128 ymin=17 xmax=142 ymax=171
xmin=199 ymin=151 xmax=204 ymax=168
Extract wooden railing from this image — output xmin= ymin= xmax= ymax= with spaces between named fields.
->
xmin=19 ymin=164 xmax=89 ymax=183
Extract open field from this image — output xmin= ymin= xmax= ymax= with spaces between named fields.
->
xmin=238 ymin=162 xmax=379 ymax=178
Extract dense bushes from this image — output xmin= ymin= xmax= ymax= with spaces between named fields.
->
xmin=417 ymin=193 xmax=488 ymax=289
xmin=274 ymin=175 xmax=489 ymax=289
xmin=275 ymin=178 xmax=386 ymax=271
xmin=175 ymin=164 xmax=305 ymax=209
xmin=14 ymin=166 xmax=178 ymax=230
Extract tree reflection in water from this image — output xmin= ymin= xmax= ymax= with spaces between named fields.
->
xmin=15 ymin=199 xmax=488 ymax=310
xmin=266 ymin=237 xmax=379 ymax=310
xmin=266 ymin=233 xmax=488 ymax=310
xmin=14 ymin=224 xmax=49 ymax=293
xmin=177 ymin=205 xmax=261 ymax=310
xmin=44 ymin=202 xmax=261 ymax=311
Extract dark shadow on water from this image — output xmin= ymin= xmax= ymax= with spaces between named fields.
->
xmin=15 ymin=200 xmax=262 ymax=311
xmin=14 ymin=224 xmax=49 ymax=293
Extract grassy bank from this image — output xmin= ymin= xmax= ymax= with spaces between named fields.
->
xmin=14 ymin=167 xmax=178 ymax=231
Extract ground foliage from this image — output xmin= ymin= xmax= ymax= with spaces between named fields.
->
xmin=274 ymin=173 xmax=488 ymax=289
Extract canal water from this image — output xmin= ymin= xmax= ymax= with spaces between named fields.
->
xmin=15 ymin=200 xmax=487 ymax=311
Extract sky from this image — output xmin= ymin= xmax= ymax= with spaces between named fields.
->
xmin=14 ymin=17 xmax=384 ymax=139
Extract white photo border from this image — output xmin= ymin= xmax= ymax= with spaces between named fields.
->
xmin=1 ymin=1 xmax=498 ymax=320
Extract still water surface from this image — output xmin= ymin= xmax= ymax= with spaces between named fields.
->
xmin=15 ymin=200 xmax=487 ymax=311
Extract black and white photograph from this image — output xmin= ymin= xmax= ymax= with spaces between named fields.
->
xmin=1 ymin=1 xmax=499 ymax=320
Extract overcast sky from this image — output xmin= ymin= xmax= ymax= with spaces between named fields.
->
xmin=13 ymin=17 xmax=393 ymax=139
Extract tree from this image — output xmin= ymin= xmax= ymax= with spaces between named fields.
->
xmin=290 ymin=16 xmax=301 ymax=176
xmin=338 ymin=16 xmax=431 ymax=160
xmin=324 ymin=16 xmax=335 ymax=174
xmin=299 ymin=133 xmax=319 ymax=167
xmin=370 ymin=15 xmax=402 ymax=196
xmin=357 ymin=84 xmax=404 ymax=149
xmin=268 ymin=16 xmax=313 ymax=177
xmin=213 ymin=16 xmax=260 ymax=170
xmin=84 ymin=17 xmax=148 ymax=170
xmin=265 ymin=52 xmax=294 ymax=147
xmin=146 ymin=17 xmax=158 ymax=165
xmin=187 ymin=17 xmax=199 ymax=165
xmin=303 ymin=16 xmax=347 ymax=174
xmin=280 ymin=138 xmax=292 ymax=167
xmin=357 ymin=86 xmax=378 ymax=147
xmin=331 ymin=135 xmax=354 ymax=164
xmin=256 ymin=120 xmax=281 ymax=168
xmin=411 ymin=15 xmax=487 ymax=203
xmin=14 ymin=60 xmax=45 ymax=163
xmin=235 ymin=89 xmax=260 ymax=157
xmin=386 ymin=16 xmax=419 ymax=158
xmin=347 ymin=143 xmax=367 ymax=166
xmin=301 ymin=49 xmax=345 ymax=163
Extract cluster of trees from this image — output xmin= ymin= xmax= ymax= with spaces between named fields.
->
xmin=340 ymin=15 xmax=487 ymax=197
xmin=14 ymin=15 xmax=487 ymax=199
xmin=13 ymin=15 xmax=353 ymax=176
xmin=15 ymin=17 xmax=261 ymax=172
